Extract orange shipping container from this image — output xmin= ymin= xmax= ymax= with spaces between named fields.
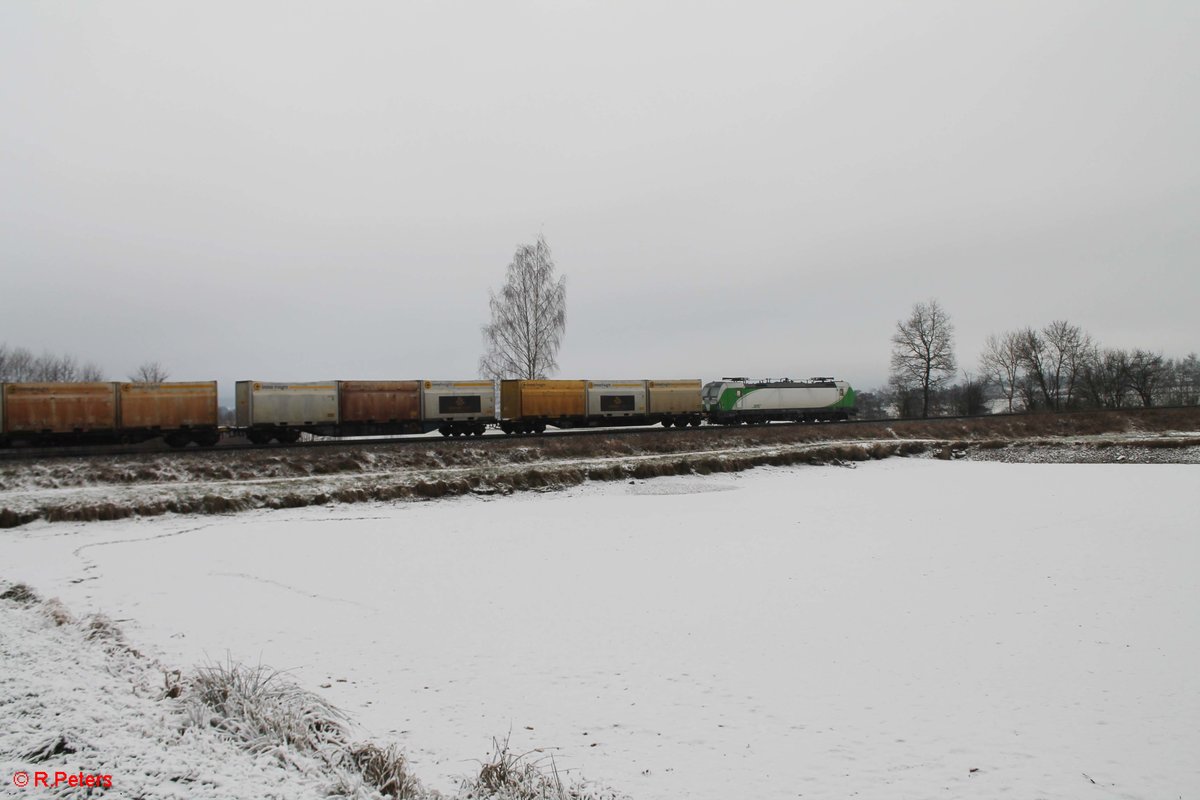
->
xmin=118 ymin=382 xmax=218 ymax=430
xmin=501 ymin=380 xmax=587 ymax=419
xmin=3 ymin=382 xmax=119 ymax=434
xmin=338 ymin=381 xmax=421 ymax=424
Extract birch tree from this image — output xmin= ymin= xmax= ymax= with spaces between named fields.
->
xmin=890 ymin=299 xmax=956 ymax=418
xmin=479 ymin=235 xmax=567 ymax=380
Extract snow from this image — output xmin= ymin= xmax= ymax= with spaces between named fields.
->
xmin=3 ymin=459 xmax=1199 ymax=799
xmin=0 ymin=597 xmax=335 ymax=799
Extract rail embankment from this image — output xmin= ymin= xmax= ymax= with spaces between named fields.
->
xmin=2 ymin=407 xmax=1197 ymax=528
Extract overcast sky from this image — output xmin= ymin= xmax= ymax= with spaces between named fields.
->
xmin=2 ymin=1 xmax=1197 ymax=398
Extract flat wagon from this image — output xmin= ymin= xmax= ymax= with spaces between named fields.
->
xmin=1 ymin=381 xmax=220 ymax=447
xmin=647 ymin=379 xmax=703 ymax=427
xmin=499 ymin=380 xmax=587 ymax=433
xmin=499 ymin=378 xmax=702 ymax=433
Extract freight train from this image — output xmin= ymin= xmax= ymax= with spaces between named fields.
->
xmin=0 ymin=376 xmax=856 ymax=447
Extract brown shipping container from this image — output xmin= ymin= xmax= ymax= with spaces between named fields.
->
xmin=339 ymin=381 xmax=421 ymax=423
xmin=3 ymin=382 xmax=119 ymax=434
xmin=501 ymin=380 xmax=587 ymax=419
xmin=118 ymin=382 xmax=218 ymax=430
xmin=647 ymin=379 xmax=703 ymax=415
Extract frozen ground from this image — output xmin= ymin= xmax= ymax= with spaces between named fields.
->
xmin=2 ymin=459 xmax=1198 ymax=799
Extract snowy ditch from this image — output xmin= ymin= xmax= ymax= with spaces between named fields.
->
xmin=2 ymin=457 xmax=1198 ymax=799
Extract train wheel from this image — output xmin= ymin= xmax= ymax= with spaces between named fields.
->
xmin=661 ymin=419 xmax=673 ymax=428
xmin=277 ymin=429 xmax=301 ymax=444
xmin=439 ymin=425 xmax=451 ymax=437
xmin=535 ymin=422 xmax=547 ymax=434
xmin=164 ymin=432 xmax=190 ymax=449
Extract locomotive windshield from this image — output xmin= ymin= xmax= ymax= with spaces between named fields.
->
xmin=701 ymin=382 xmax=723 ymax=405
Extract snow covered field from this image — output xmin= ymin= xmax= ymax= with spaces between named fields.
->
xmin=3 ymin=459 xmax=1198 ymax=799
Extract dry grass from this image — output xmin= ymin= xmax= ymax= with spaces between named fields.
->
xmin=1 ymin=581 xmax=38 ymax=603
xmin=187 ymin=659 xmax=350 ymax=772
xmin=346 ymin=742 xmax=425 ymax=799
xmin=460 ymin=735 xmax=628 ymax=800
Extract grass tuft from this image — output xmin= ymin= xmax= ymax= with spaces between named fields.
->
xmin=1 ymin=582 xmax=38 ymax=603
xmin=347 ymin=742 xmax=425 ymax=799
xmin=460 ymin=734 xmax=629 ymax=800
xmin=187 ymin=659 xmax=349 ymax=760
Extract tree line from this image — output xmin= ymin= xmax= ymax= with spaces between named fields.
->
xmin=0 ymin=344 xmax=168 ymax=384
xmin=866 ymin=299 xmax=1200 ymax=419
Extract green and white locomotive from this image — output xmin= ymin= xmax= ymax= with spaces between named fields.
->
xmin=701 ymin=377 xmax=856 ymax=424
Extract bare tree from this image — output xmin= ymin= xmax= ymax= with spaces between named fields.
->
xmin=79 ymin=361 xmax=105 ymax=381
xmin=980 ymin=332 xmax=1023 ymax=412
xmin=890 ymin=299 xmax=957 ymax=418
xmin=1016 ymin=321 xmax=1092 ymax=410
xmin=37 ymin=352 xmax=80 ymax=382
xmin=130 ymin=361 xmax=170 ymax=383
xmin=854 ymin=389 xmax=888 ymax=420
xmin=948 ymin=371 xmax=989 ymax=416
xmin=0 ymin=344 xmax=28 ymax=381
xmin=479 ymin=234 xmax=567 ymax=380
xmin=1125 ymin=349 xmax=1165 ymax=407
xmin=1 ymin=344 xmax=104 ymax=382
xmin=1043 ymin=320 xmax=1092 ymax=409
xmin=1166 ymin=353 xmax=1200 ymax=405
xmin=1080 ymin=348 xmax=1130 ymax=409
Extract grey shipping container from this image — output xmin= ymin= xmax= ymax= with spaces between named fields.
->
xmin=236 ymin=381 xmax=339 ymax=427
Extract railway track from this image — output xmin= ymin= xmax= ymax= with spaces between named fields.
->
xmin=1 ymin=406 xmax=1196 ymax=463
xmin=0 ymin=417 xmax=889 ymax=462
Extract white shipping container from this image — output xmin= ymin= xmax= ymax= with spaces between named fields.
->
xmin=235 ymin=381 xmax=339 ymax=426
xmin=586 ymin=380 xmax=647 ymax=417
xmin=422 ymin=380 xmax=496 ymax=421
